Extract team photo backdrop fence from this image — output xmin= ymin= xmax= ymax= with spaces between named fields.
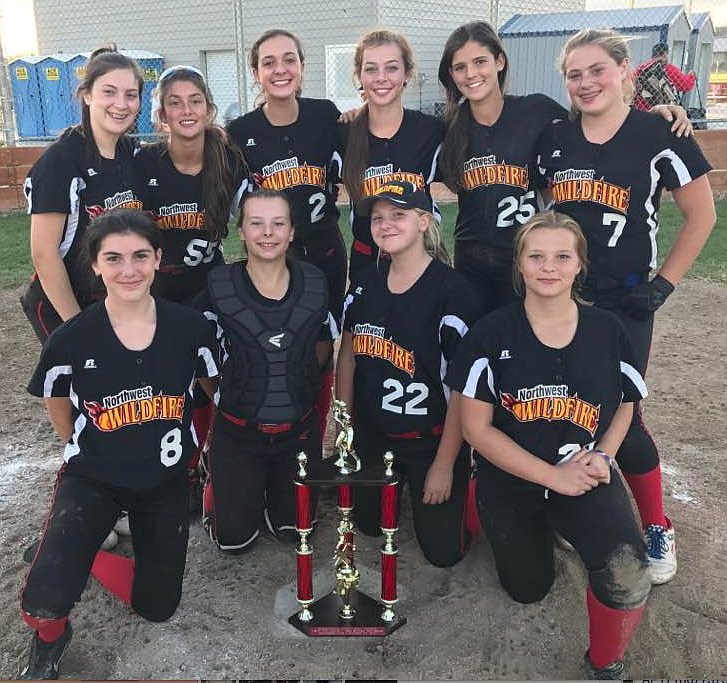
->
xmin=0 ymin=0 xmax=724 ymax=147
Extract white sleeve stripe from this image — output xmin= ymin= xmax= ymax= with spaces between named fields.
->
xmin=58 ymin=177 xmax=86 ymax=259
xmin=198 ymin=346 xmax=219 ymax=378
xmin=63 ymin=413 xmax=86 ymax=462
xmin=620 ymin=361 xmax=648 ymax=399
xmin=439 ymin=314 xmax=469 ymax=339
xmin=326 ymin=311 xmax=339 ymax=339
xmin=341 ymin=292 xmax=354 ymax=331
xmin=229 ymin=178 xmax=249 ymax=220
xmin=645 ymin=148 xmax=694 ymax=270
xmin=462 ymin=357 xmax=494 ymax=399
xmin=426 ymin=143 xmax=442 ymax=184
xmin=24 ymin=177 xmax=33 ymax=213
xmin=43 ymin=365 xmax=72 ymax=397
xmin=330 ymin=150 xmax=343 ymax=176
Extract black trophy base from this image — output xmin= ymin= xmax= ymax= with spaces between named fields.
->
xmin=300 ymin=457 xmax=398 ymax=486
xmin=289 ymin=589 xmax=406 ymax=636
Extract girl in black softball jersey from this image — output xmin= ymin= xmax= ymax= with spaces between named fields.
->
xmin=22 ymin=47 xmax=145 ymax=344
xmin=437 ymin=21 xmax=694 ymax=315
xmin=195 ymin=189 xmax=337 ymax=552
xmin=448 ymin=212 xmax=650 ymax=679
xmin=19 ymin=210 xmax=218 ymax=680
xmin=136 ymin=65 xmax=249 ymax=509
xmin=336 ymin=180 xmax=482 ymax=567
xmin=538 ymin=29 xmax=716 ymax=585
xmin=227 ymin=30 xmax=346 ymax=439
xmin=341 ymin=29 xmax=444 ymax=282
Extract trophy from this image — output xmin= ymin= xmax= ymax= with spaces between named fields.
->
xmin=289 ymin=394 xmax=406 ymax=636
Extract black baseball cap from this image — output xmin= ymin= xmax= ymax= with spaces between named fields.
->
xmin=652 ymin=42 xmax=669 ymax=58
xmin=356 ymin=180 xmax=432 ymax=216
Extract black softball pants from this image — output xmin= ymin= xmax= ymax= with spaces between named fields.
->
xmin=454 ymin=240 xmax=520 ymax=315
xmin=207 ymin=411 xmax=321 ymax=551
xmin=475 ymin=459 xmax=650 ymax=609
xmin=353 ymin=428 xmax=471 ymax=568
xmin=22 ymin=469 xmax=190 ymax=622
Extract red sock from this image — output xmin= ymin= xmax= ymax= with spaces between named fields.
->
xmin=91 ymin=550 xmax=134 ymax=606
xmin=22 ymin=612 xmax=68 ymax=642
xmin=587 ymin=586 xmax=646 ymax=668
xmin=465 ymin=476 xmax=481 ymax=537
xmin=316 ymin=369 xmax=335 ymax=439
xmin=623 ymin=465 xmax=668 ymax=528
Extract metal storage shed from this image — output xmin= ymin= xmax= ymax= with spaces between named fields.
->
xmin=499 ymin=5 xmax=692 ymax=109
xmin=685 ymin=12 xmax=714 ymax=110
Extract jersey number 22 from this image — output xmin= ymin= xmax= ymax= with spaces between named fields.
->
xmin=382 ymin=379 xmax=429 ymax=415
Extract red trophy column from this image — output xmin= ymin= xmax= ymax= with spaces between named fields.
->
xmin=380 ymin=452 xmax=399 ymax=622
xmin=295 ymin=453 xmax=313 ymax=621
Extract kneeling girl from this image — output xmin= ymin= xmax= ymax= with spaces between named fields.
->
xmin=19 ymin=209 xmax=219 ymax=679
xmin=448 ymin=211 xmax=650 ymax=678
xmin=196 ymin=189 xmax=337 ymax=551
xmin=335 ymin=180 xmax=482 ymax=568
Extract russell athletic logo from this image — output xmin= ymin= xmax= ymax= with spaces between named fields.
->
xmin=500 ymin=384 xmax=601 ymax=437
xmin=84 ymin=385 xmax=184 ymax=432
xmin=352 ymin=323 xmax=415 ymax=377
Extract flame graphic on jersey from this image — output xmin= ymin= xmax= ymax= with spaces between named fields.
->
xmin=86 ymin=190 xmax=142 ymax=219
xmin=550 ymin=169 xmax=630 ymax=213
xmin=500 ymin=390 xmax=600 ymax=437
xmin=352 ymin=326 xmax=415 ymax=377
xmin=462 ymin=156 xmax=528 ymax=191
xmin=153 ymin=202 xmax=206 ymax=230
xmin=361 ymin=169 xmax=425 ymax=198
xmin=84 ymin=392 xmax=185 ymax=432
xmin=254 ymin=158 xmax=326 ymax=191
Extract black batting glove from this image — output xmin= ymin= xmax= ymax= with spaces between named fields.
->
xmin=621 ymin=274 xmax=675 ymax=319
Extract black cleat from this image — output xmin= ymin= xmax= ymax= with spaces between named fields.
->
xmin=18 ymin=621 xmax=73 ymax=680
xmin=583 ymin=650 xmax=625 ymax=680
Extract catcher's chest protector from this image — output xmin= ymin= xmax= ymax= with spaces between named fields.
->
xmin=209 ymin=261 xmax=327 ymax=423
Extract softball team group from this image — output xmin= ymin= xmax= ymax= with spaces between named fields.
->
xmin=17 ymin=19 xmax=715 ymax=681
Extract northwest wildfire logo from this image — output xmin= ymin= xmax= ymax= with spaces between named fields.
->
xmin=361 ymin=164 xmax=425 ymax=198
xmin=462 ymin=155 xmax=528 ymax=191
xmin=153 ymin=202 xmax=206 ymax=230
xmin=84 ymin=385 xmax=184 ymax=432
xmin=254 ymin=156 xmax=326 ymax=191
xmin=500 ymin=384 xmax=600 ymax=437
xmin=85 ymin=190 xmax=143 ymax=219
xmin=550 ymin=169 xmax=630 ymax=213
xmin=352 ymin=323 xmax=415 ymax=377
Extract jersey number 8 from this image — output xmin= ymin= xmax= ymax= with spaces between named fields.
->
xmin=382 ymin=378 xmax=429 ymax=415
xmin=160 ymin=427 xmax=183 ymax=467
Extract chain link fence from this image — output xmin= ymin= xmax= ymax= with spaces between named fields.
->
xmin=0 ymin=0 xmax=724 ymax=145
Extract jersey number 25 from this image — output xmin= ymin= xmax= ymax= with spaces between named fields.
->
xmin=382 ymin=378 xmax=429 ymax=415
xmin=496 ymin=191 xmax=536 ymax=228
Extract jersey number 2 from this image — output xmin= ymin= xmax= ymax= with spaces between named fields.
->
xmin=309 ymin=192 xmax=326 ymax=224
xmin=382 ymin=379 xmax=429 ymax=415
xmin=160 ymin=427 xmax=183 ymax=467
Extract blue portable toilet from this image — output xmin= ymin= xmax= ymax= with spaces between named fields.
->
xmin=120 ymin=50 xmax=163 ymax=136
xmin=67 ymin=53 xmax=90 ymax=124
xmin=37 ymin=54 xmax=78 ymax=136
xmin=8 ymin=56 xmax=44 ymax=138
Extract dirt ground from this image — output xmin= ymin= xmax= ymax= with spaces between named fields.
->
xmin=0 ymin=279 xmax=726 ymax=680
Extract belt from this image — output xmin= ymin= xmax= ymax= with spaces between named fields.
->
xmin=221 ymin=409 xmax=312 ymax=434
xmin=352 ymin=239 xmax=373 ymax=256
xmin=587 ymin=272 xmax=647 ymax=291
xmin=385 ymin=424 xmax=444 ymax=439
